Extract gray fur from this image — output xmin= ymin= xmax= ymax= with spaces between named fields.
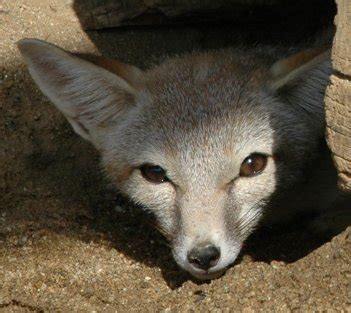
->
xmin=18 ymin=39 xmax=339 ymax=280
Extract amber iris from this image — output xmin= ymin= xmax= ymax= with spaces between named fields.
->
xmin=140 ymin=164 xmax=168 ymax=183
xmin=240 ymin=153 xmax=267 ymax=177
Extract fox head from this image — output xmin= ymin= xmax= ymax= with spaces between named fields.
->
xmin=18 ymin=39 xmax=331 ymax=280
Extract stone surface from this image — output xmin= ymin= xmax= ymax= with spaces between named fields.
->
xmin=326 ymin=0 xmax=351 ymax=191
xmin=332 ymin=0 xmax=351 ymax=76
xmin=73 ymin=0 xmax=331 ymax=30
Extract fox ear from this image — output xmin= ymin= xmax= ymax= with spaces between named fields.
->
xmin=17 ymin=39 xmax=143 ymax=144
xmin=268 ymin=48 xmax=332 ymax=122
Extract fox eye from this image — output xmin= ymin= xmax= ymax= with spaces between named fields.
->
xmin=140 ymin=164 xmax=168 ymax=184
xmin=240 ymin=153 xmax=267 ymax=177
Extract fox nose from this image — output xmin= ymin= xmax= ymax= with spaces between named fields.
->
xmin=187 ymin=243 xmax=220 ymax=271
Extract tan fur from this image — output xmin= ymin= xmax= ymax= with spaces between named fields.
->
xmin=271 ymin=48 xmax=325 ymax=77
xmin=269 ymin=48 xmax=330 ymax=90
xmin=105 ymin=162 xmax=134 ymax=184
xmin=74 ymin=53 xmax=144 ymax=88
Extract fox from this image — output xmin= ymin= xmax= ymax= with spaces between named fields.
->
xmin=17 ymin=38 xmax=345 ymax=280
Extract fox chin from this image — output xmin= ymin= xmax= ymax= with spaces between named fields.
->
xmin=18 ymin=38 xmax=344 ymax=280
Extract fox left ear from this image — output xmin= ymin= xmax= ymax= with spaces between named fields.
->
xmin=17 ymin=38 xmax=143 ymax=146
xmin=268 ymin=48 xmax=332 ymax=124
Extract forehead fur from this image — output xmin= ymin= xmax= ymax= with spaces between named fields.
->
xmin=104 ymin=48 xmax=317 ymax=176
xmin=140 ymin=50 xmax=275 ymax=148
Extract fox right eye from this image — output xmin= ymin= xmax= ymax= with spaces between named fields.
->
xmin=240 ymin=153 xmax=268 ymax=177
xmin=140 ymin=164 xmax=168 ymax=184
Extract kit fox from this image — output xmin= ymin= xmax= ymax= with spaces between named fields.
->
xmin=18 ymin=38 xmax=342 ymax=280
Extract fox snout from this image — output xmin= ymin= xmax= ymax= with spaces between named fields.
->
xmin=172 ymin=211 xmax=242 ymax=279
xmin=173 ymin=237 xmax=241 ymax=280
xmin=183 ymin=242 xmax=224 ymax=279
xmin=187 ymin=243 xmax=221 ymax=271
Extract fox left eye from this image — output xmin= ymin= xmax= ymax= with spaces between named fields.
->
xmin=240 ymin=153 xmax=267 ymax=177
xmin=140 ymin=164 xmax=168 ymax=184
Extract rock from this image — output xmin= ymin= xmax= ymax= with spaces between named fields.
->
xmin=325 ymin=0 xmax=351 ymax=192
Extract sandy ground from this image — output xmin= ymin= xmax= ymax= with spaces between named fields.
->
xmin=0 ymin=0 xmax=350 ymax=311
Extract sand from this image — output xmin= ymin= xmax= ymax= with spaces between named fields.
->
xmin=0 ymin=1 xmax=350 ymax=311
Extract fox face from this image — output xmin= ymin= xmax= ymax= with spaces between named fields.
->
xmin=18 ymin=39 xmax=334 ymax=280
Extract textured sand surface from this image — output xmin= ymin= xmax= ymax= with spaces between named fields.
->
xmin=0 ymin=1 xmax=350 ymax=311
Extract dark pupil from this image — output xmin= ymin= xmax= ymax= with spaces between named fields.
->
xmin=248 ymin=157 xmax=259 ymax=170
xmin=240 ymin=153 xmax=267 ymax=177
xmin=141 ymin=164 xmax=167 ymax=183
xmin=248 ymin=156 xmax=261 ymax=173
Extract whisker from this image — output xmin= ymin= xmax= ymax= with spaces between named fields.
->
xmin=147 ymin=220 xmax=174 ymax=242
xmin=236 ymin=207 xmax=262 ymax=234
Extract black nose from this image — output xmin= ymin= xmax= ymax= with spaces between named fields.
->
xmin=187 ymin=243 xmax=220 ymax=271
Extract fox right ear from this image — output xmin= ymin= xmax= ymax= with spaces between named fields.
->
xmin=267 ymin=48 xmax=331 ymax=126
xmin=17 ymin=39 xmax=143 ymax=144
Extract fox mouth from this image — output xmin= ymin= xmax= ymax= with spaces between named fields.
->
xmin=187 ymin=267 xmax=227 ymax=281
xmin=172 ymin=248 xmax=230 ymax=281
xmin=172 ymin=240 xmax=242 ymax=281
